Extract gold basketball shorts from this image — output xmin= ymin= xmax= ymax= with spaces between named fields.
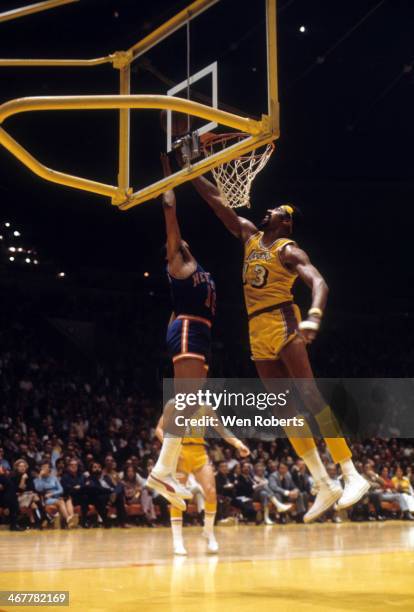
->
xmin=248 ymin=301 xmax=301 ymax=361
xmin=177 ymin=444 xmax=209 ymax=474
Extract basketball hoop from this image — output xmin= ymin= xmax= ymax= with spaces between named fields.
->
xmin=202 ymin=133 xmax=274 ymax=208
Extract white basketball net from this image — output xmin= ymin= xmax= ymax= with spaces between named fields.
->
xmin=203 ymin=134 xmax=274 ymax=208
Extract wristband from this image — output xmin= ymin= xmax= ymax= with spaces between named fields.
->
xmin=308 ymin=307 xmax=323 ymax=318
xmin=299 ymin=320 xmax=320 ymax=332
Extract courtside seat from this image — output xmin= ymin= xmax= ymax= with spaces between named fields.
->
xmin=125 ymin=504 xmax=143 ymax=517
xmin=368 ymin=501 xmax=400 ymax=514
xmin=380 ymin=501 xmax=400 ymax=513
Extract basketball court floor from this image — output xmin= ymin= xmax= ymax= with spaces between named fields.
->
xmin=1 ymin=522 xmax=413 ymax=611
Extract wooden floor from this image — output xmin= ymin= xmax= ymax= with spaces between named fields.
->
xmin=1 ymin=522 xmax=414 ymax=611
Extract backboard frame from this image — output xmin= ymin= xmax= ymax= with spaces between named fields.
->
xmin=0 ymin=0 xmax=279 ymax=209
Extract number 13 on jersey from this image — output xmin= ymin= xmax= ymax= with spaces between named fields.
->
xmin=243 ymin=263 xmax=269 ymax=288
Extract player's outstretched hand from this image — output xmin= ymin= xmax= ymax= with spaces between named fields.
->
xmin=300 ymin=329 xmax=318 ymax=344
xmin=237 ymin=442 xmax=250 ymax=458
xmin=160 ymin=153 xmax=175 ymax=208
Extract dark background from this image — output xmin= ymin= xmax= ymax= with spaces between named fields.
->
xmin=0 ymin=0 xmax=413 ymax=345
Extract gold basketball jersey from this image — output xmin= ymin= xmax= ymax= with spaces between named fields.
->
xmin=243 ymin=233 xmax=297 ymax=316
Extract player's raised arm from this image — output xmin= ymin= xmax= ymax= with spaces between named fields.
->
xmin=281 ymin=244 xmax=329 ymax=344
xmin=191 ymin=175 xmax=257 ymax=242
xmin=202 ymin=405 xmax=250 ymax=457
xmin=160 ymin=153 xmax=182 ymax=262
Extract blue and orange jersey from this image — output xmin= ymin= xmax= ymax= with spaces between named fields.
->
xmin=168 ymin=263 xmax=216 ymax=322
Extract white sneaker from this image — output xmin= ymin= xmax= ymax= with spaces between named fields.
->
xmin=202 ymin=531 xmax=219 ymax=554
xmin=147 ymin=473 xmax=190 ymax=511
xmin=304 ymin=478 xmax=343 ymax=523
xmin=173 ymin=541 xmax=187 ymax=556
xmin=336 ymin=473 xmax=370 ymax=510
xmin=264 ymin=517 xmax=275 ymax=525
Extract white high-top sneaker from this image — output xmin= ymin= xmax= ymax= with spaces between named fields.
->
xmin=304 ymin=477 xmax=343 ymax=523
xmin=202 ymin=531 xmax=219 ymax=554
xmin=173 ymin=540 xmax=188 ymax=556
xmin=336 ymin=473 xmax=370 ymax=510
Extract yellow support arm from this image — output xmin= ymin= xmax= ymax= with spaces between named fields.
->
xmin=0 ymin=94 xmax=272 ymax=207
xmin=0 ymin=56 xmax=112 ymax=68
xmin=119 ymin=133 xmax=275 ymax=210
xmin=0 ymin=0 xmax=79 ymax=24
xmin=128 ymin=0 xmax=220 ymax=61
xmin=0 ymin=95 xmax=263 ymax=134
xmin=0 ymin=126 xmax=122 ymax=201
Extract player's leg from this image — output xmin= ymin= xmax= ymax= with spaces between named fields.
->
xmin=256 ymin=356 xmax=343 ymax=522
xmin=193 ymin=462 xmax=218 ymax=553
xmin=280 ymin=337 xmax=369 ymax=512
xmin=148 ymin=357 xmax=207 ymax=510
xmin=170 ymin=468 xmax=189 ymax=556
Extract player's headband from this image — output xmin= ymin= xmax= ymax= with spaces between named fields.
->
xmin=280 ymin=204 xmax=294 ymax=217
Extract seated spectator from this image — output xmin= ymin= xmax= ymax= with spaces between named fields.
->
xmin=34 ymin=461 xmax=75 ymax=527
xmin=61 ymin=459 xmax=91 ymax=528
xmin=215 ymin=461 xmax=236 ymax=521
xmin=233 ymin=462 xmax=258 ymax=523
xmin=101 ymin=458 xmax=129 ymax=528
xmin=82 ymin=462 xmax=111 ymax=527
xmin=121 ymin=465 xmax=156 ymax=525
xmin=0 ymin=465 xmax=24 ymax=531
xmin=392 ymin=465 xmax=414 ymax=516
xmin=0 ymin=448 xmax=11 ymax=471
xmin=252 ymin=462 xmax=291 ymax=525
xmin=361 ymin=462 xmax=413 ymax=521
xmin=11 ymin=459 xmax=48 ymax=529
xmin=223 ymin=448 xmax=239 ymax=472
xmin=268 ymin=462 xmax=306 ymax=523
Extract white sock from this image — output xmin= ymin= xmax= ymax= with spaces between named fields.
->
xmin=264 ymin=505 xmax=270 ymax=521
xmin=153 ymin=436 xmax=182 ymax=477
xmin=204 ymin=512 xmax=215 ymax=537
xmin=302 ymin=448 xmax=329 ymax=484
xmin=340 ymin=458 xmax=359 ymax=481
xmin=171 ymin=519 xmax=183 ymax=544
xmin=195 ymin=491 xmax=204 ymax=514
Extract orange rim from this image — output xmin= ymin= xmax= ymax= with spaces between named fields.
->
xmin=201 ymin=132 xmax=275 ymax=160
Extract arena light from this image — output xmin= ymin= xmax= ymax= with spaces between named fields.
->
xmin=4 ymin=222 xmax=10 ymax=227
xmin=58 ymin=271 xmax=66 ymax=278
xmin=0 ymin=235 xmax=3 ymax=240
xmin=144 ymin=271 xmax=150 ymax=278
xmin=299 ymin=25 xmax=306 ymax=33
xmin=25 ymin=257 xmax=31 ymax=263
xmin=9 ymin=246 xmax=16 ymax=252
xmin=18 ymin=247 xmax=23 ymax=252
xmin=34 ymin=259 xmax=39 ymax=264
xmin=9 ymin=256 xmax=14 ymax=261
xmin=13 ymin=230 xmax=20 ymax=236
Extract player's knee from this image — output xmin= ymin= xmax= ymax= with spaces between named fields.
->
xmin=204 ymin=484 xmax=216 ymax=503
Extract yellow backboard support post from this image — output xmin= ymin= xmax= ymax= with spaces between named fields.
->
xmin=0 ymin=0 xmax=79 ymax=25
xmin=266 ymin=0 xmax=279 ymax=135
xmin=118 ymin=67 xmax=131 ymax=192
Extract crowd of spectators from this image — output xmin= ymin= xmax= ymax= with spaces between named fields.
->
xmin=1 ymin=278 xmax=414 ymax=531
